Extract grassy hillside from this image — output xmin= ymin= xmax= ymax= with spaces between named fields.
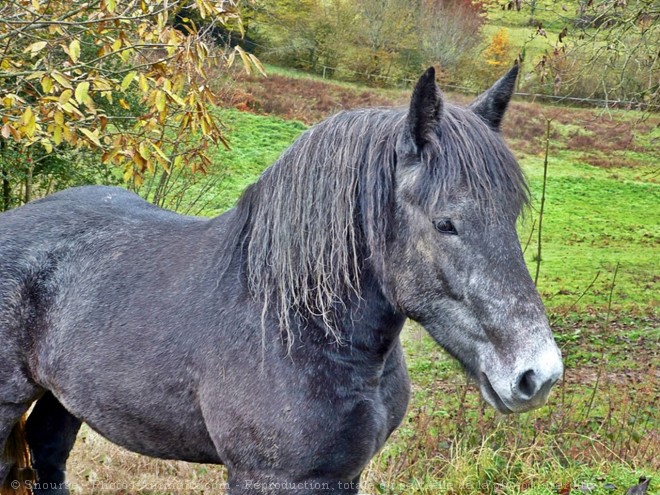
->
xmin=202 ymin=110 xmax=306 ymax=214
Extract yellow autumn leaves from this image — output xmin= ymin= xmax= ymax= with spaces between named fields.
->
xmin=0 ymin=0 xmax=261 ymax=186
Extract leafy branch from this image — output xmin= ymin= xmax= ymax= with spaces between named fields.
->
xmin=0 ymin=0 xmax=264 ymax=191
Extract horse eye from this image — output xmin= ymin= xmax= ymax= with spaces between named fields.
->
xmin=434 ymin=218 xmax=458 ymax=235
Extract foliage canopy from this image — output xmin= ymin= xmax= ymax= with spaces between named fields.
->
xmin=0 ymin=0 xmax=262 ymax=208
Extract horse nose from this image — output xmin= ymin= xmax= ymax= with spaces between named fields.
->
xmin=512 ymin=358 xmax=563 ymax=403
xmin=514 ymin=369 xmax=544 ymax=399
xmin=479 ymin=345 xmax=563 ymax=413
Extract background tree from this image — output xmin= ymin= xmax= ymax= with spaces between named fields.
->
xmin=245 ymin=0 xmax=353 ymax=73
xmin=249 ymin=0 xmax=486 ymax=85
xmin=0 ymin=0 xmax=261 ymax=210
xmin=496 ymin=0 xmax=659 ymax=106
xmin=420 ymin=0 xmax=486 ymax=80
xmin=562 ymin=0 xmax=658 ymax=105
xmin=484 ymin=28 xmax=513 ymax=68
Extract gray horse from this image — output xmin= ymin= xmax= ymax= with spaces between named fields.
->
xmin=0 ymin=66 xmax=562 ymax=495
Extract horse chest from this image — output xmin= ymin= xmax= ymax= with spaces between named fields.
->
xmin=295 ymin=344 xmax=409 ymax=469
xmin=315 ymin=362 xmax=409 ymax=476
xmin=230 ymin=348 xmax=409 ymax=478
xmin=227 ymin=385 xmax=393 ymax=480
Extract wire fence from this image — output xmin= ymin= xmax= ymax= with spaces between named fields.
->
xmin=315 ymin=63 xmax=658 ymax=110
xmin=244 ymin=40 xmax=658 ymax=111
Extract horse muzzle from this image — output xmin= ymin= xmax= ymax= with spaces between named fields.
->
xmin=478 ymin=345 xmax=563 ymax=414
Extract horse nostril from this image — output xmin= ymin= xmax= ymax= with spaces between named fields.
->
xmin=516 ymin=369 xmax=537 ymax=398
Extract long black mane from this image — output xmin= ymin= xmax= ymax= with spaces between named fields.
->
xmin=231 ymin=103 xmax=529 ymax=343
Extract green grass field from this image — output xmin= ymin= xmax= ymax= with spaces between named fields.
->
xmin=521 ymin=152 xmax=658 ymax=309
xmin=203 ymin=110 xmax=306 ymax=214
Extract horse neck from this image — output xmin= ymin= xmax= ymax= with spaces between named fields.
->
xmin=334 ymin=269 xmax=406 ymax=358
xmin=211 ymin=199 xmax=406 ymax=357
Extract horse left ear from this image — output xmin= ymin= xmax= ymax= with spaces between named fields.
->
xmin=469 ymin=62 xmax=519 ymax=130
xmin=409 ymin=67 xmax=443 ymax=151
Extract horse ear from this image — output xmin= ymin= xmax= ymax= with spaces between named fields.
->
xmin=409 ymin=67 xmax=443 ymax=150
xmin=469 ymin=62 xmax=519 ymax=130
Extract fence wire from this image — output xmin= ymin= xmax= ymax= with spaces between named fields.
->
xmin=245 ymin=40 xmax=658 ymax=111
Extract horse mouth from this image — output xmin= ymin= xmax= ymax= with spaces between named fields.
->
xmin=479 ymin=372 xmax=513 ymax=414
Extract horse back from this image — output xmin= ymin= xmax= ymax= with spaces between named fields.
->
xmin=0 ymin=185 xmax=219 ymax=353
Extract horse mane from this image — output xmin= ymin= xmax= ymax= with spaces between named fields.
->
xmin=230 ymin=103 xmax=529 ymax=345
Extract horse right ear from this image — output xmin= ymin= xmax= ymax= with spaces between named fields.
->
xmin=469 ymin=62 xmax=518 ymax=130
xmin=408 ymin=67 xmax=443 ymax=151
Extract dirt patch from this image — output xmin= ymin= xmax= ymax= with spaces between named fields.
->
xmin=582 ymin=155 xmax=646 ymax=168
xmin=220 ymin=73 xmax=408 ymax=124
xmin=218 ymin=72 xmax=659 ymax=168
xmin=503 ymin=100 xmax=659 ymax=161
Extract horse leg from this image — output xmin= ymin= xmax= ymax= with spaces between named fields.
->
xmin=0 ymin=350 xmax=39 ymax=495
xmin=25 ymin=392 xmax=82 ymax=495
xmin=0 ymin=403 xmax=32 ymax=495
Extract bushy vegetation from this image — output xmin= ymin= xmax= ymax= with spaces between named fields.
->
xmin=0 ymin=0 xmax=262 ymax=210
xmin=245 ymin=0 xmax=485 ymax=85
xmin=476 ymin=0 xmax=658 ymax=105
xmin=245 ymin=0 xmax=658 ymax=106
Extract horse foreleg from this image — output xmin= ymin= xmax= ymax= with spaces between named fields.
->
xmin=25 ymin=393 xmax=81 ymax=495
xmin=0 ymin=403 xmax=32 ymax=495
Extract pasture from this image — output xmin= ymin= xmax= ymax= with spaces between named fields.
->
xmin=56 ymin=71 xmax=658 ymax=494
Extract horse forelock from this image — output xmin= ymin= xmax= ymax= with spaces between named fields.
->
xmin=419 ymin=104 xmax=530 ymax=217
xmin=232 ymin=103 xmax=528 ymax=346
